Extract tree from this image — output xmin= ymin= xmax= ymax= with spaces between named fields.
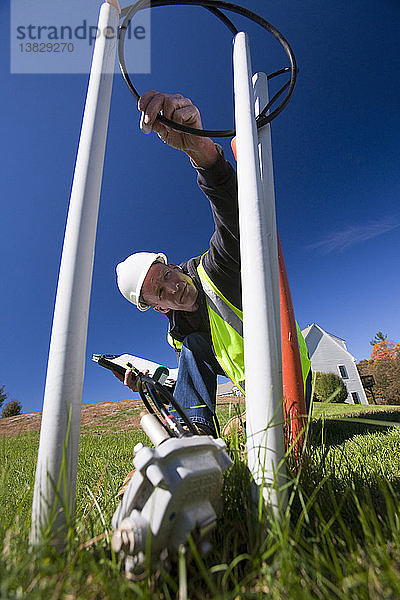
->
xmin=357 ymin=355 xmax=400 ymax=405
xmin=371 ymin=339 xmax=400 ymax=361
xmin=370 ymin=331 xmax=388 ymax=346
xmin=313 ymin=372 xmax=348 ymax=403
xmin=0 ymin=385 xmax=7 ymax=410
xmin=2 ymin=400 xmax=22 ymax=418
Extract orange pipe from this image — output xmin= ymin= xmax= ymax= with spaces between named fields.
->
xmin=277 ymin=235 xmax=306 ymax=451
xmin=231 ymin=137 xmax=306 ymax=452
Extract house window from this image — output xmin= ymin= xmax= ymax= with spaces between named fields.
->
xmin=351 ymin=392 xmax=360 ymax=404
xmin=338 ymin=365 xmax=348 ymax=379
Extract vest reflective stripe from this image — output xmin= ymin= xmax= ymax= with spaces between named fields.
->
xmin=198 ymin=271 xmax=243 ymax=338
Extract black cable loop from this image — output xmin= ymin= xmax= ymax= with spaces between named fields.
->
xmin=118 ymin=0 xmax=297 ymax=137
xmin=137 ymin=375 xmax=199 ymax=435
xmin=152 ymin=380 xmax=199 ymax=434
xmin=137 ymin=378 xmax=155 ymax=414
xmin=205 ymin=6 xmax=238 ymax=35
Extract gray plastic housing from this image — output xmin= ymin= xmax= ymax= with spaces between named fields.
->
xmin=111 ymin=435 xmax=233 ymax=573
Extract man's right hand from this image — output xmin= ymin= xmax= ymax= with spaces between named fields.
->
xmin=112 ymin=368 xmax=148 ymax=393
xmin=138 ymin=90 xmax=219 ymax=168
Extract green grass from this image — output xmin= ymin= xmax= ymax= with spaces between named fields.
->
xmin=312 ymin=402 xmax=400 ymax=419
xmin=309 ymin=403 xmax=400 ymax=447
xmin=1 ymin=406 xmax=400 ymax=599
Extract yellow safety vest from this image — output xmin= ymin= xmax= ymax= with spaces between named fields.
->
xmin=197 ymin=256 xmax=245 ymax=393
xmin=296 ymin=322 xmax=312 ymax=389
xmin=168 ymin=253 xmax=310 ymax=397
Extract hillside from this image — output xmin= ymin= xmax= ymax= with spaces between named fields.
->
xmin=0 ymin=396 xmax=243 ymax=438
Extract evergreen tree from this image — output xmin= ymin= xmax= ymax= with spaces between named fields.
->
xmin=370 ymin=331 xmax=387 ymax=346
xmin=0 ymin=385 xmax=7 ymax=410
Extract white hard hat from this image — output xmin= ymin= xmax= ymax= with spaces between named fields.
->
xmin=116 ymin=252 xmax=167 ymax=311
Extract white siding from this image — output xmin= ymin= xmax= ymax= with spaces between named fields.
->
xmin=329 ymin=334 xmax=347 ymax=350
xmin=217 ymin=381 xmax=235 ymax=396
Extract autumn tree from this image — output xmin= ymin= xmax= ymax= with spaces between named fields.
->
xmin=357 ymin=354 xmax=400 ymax=405
xmin=371 ymin=339 xmax=400 ymax=361
xmin=357 ymin=359 xmax=372 ymax=378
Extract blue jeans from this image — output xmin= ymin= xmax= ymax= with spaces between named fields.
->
xmin=171 ymin=333 xmax=225 ymax=437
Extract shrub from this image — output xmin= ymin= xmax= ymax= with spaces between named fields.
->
xmin=313 ymin=371 xmax=348 ymax=403
xmin=2 ymin=401 xmax=22 ymax=418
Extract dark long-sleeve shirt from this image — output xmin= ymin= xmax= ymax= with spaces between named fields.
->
xmin=167 ymin=145 xmax=241 ymax=346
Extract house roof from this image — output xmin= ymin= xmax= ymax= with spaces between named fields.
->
xmin=301 ymin=323 xmax=355 ymax=360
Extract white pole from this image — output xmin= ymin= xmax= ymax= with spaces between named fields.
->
xmin=233 ymin=32 xmax=286 ymax=511
xmin=30 ymin=0 xmax=120 ymax=545
xmin=252 ymin=72 xmax=281 ymax=359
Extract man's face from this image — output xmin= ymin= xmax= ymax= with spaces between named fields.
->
xmin=141 ymin=262 xmax=199 ymax=313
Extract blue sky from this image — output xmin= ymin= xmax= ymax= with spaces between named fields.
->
xmin=2 ymin=0 xmax=400 ymax=414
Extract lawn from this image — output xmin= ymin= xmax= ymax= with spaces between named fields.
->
xmin=311 ymin=402 xmax=400 ymax=419
xmin=1 ymin=403 xmax=399 ymax=599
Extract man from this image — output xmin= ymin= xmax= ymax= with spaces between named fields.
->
xmin=115 ymin=90 xmax=311 ymax=437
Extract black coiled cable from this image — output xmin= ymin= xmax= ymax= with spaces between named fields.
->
xmin=137 ymin=375 xmax=200 ymax=435
xmin=118 ymin=0 xmax=297 ymax=137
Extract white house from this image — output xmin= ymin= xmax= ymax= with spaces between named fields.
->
xmin=301 ymin=323 xmax=368 ymax=404
xmin=217 ymin=381 xmax=242 ymax=397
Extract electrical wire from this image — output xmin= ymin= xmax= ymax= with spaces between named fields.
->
xmin=137 ymin=374 xmax=199 ymax=435
xmin=118 ymin=0 xmax=297 ymax=137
